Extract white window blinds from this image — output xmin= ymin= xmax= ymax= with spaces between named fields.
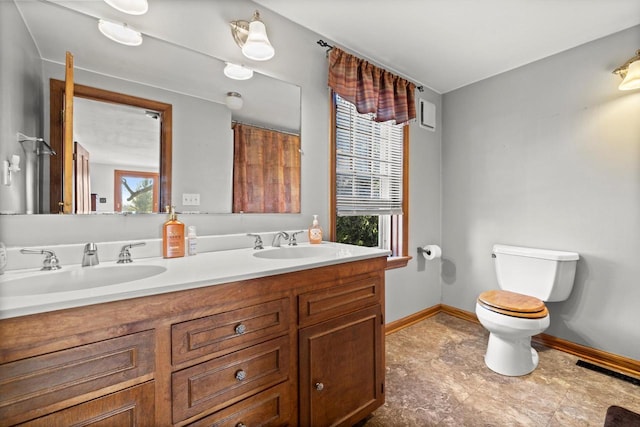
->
xmin=335 ymin=94 xmax=405 ymax=216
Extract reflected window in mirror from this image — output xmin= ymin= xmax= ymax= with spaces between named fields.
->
xmin=114 ymin=170 xmax=159 ymax=213
xmin=233 ymin=123 xmax=301 ymax=213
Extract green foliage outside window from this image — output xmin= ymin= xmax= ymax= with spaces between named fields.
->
xmin=336 ymin=215 xmax=379 ymax=247
xmin=124 ymin=178 xmax=153 ymax=213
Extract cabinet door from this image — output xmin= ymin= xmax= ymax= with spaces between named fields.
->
xmin=20 ymin=381 xmax=155 ymax=426
xmin=299 ymin=305 xmax=384 ymax=427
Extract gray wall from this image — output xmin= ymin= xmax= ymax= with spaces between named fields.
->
xmin=442 ymin=26 xmax=640 ymax=359
xmin=0 ymin=1 xmax=43 ymax=214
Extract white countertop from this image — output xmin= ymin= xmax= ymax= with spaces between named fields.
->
xmin=0 ymin=242 xmax=389 ymax=319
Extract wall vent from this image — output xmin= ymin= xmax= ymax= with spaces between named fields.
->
xmin=419 ymin=99 xmax=436 ymax=131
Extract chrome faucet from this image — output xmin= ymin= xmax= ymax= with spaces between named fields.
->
xmin=117 ymin=242 xmax=146 ymax=263
xmin=247 ymin=233 xmax=264 ymax=250
xmin=20 ymin=248 xmax=62 ymax=270
xmin=288 ymin=231 xmax=304 ymax=246
xmin=82 ymin=243 xmax=99 ymax=267
xmin=272 ymin=231 xmax=290 ymax=248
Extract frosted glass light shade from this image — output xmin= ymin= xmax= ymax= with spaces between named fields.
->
xmin=104 ymin=0 xmax=148 ymax=15
xmin=226 ymin=92 xmax=243 ymax=110
xmin=224 ymin=63 xmax=253 ymax=80
xmin=619 ymin=60 xmax=640 ymax=91
xmin=242 ymin=19 xmax=275 ymax=61
xmin=98 ymin=20 xmax=142 ymax=46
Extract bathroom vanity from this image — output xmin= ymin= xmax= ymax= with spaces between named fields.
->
xmin=0 ymin=243 xmax=387 ymax=426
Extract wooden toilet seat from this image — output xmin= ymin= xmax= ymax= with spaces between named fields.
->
xmin=477 ymin=290 xmax=549 ymax=319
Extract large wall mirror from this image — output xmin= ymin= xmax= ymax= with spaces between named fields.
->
xmin=15 ymin=0 xmax=301 ymax=215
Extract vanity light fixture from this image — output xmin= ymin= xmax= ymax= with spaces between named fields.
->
xmin=225 ymin=92 xmax=243 ymax=110
xmin=613 ymin=49 xmax=640 ymax=91
xmin=224 ymin=63 xmax=254 ymax=80
xmin=103 ymin=0 xmax=148 ymax=15
xmin=98 ymin=19 xmax=143 ymax=46
xmin=230 ymin=10 xmax=275 ymax=61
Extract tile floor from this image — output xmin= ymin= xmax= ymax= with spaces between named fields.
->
xmin=364 ymin=313 xmax=640 ymax=426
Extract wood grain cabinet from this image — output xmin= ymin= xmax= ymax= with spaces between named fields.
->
xmin=0 ymin=256 xmax=386 ymax=426
xmin=298 ymin=274 xmax=385 ymax=427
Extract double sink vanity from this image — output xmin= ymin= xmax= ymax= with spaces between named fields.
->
xmin=0 ymin=240 xmax=389 ymax=426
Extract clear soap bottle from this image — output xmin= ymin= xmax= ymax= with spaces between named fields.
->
xmin=187 ymin=226 xmax=197 ymax=256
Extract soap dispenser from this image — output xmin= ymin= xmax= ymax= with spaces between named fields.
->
xmin=308 ymin=214 xmax=323 ymax=244
xmin=163 ymin=206 xmax=185 ymax=258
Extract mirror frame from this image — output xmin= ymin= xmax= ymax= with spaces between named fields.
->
xmin=49 ymin=79 xmax=172 ymax=214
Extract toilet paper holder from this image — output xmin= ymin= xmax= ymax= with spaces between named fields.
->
xmin=417 ymin=244 xmax=442 ymax=260
xmin=417 ymin=246 xmax=433 ymax=256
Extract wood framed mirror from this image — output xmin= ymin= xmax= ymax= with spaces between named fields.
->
xmin=49 ymin=79 xmax=172 ymax=214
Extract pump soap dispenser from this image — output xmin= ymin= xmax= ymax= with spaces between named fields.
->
xmin=308 ymin=214 xmax=323 ymax=244
xmin=163 ymin=206 xmax=185 ymax=258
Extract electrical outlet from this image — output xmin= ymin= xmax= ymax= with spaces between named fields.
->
xmin=182 ymin=193 xmax=200 ymax=206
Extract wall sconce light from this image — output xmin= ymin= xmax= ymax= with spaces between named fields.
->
xmin=98 ymin=19 xmax=143 ymax=46
xmin=230 ymin=10 xmax=275 ymax=61
xmin=3 ymin=155 xmax=20 ymax=186
xmin=613 ymin=49 xmax=640 ymax=91
xmin=103 ymin=0 xmax=148 ymax=15
xmin=225 ymin=92 xmax=243 ymax=110
xmin=224 ymin=63 xmax=254 ymax=80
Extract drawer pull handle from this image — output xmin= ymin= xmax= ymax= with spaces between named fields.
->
xmin=234 ymin=323 xmax=247 ymax=335
xmin=235 ymin=369 xmax=247 ymax=381
xmin=315 ymin=382 xmax=324 ymax=391
xmin=236 ymin=423 xmax=247 ymax=427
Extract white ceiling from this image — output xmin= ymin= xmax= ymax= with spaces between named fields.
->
xmin=255 ymin=0 xmax=640 ymax=93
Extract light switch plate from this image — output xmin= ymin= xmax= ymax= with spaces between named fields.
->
xmin=182 ymin=193 xmax=200 ymax=206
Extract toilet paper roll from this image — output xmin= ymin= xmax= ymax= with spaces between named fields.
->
xmin=420 ymin=245 xmax=442 ymax=260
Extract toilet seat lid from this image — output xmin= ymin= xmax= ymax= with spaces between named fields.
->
xmin=478 ymin=290 xmax=548 ymax=319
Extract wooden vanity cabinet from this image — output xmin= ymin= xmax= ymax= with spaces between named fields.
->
xmin=0 ymin=256 xmax=386 ymax=426
xmin=298 ymin=273 xmax=385 ymax=427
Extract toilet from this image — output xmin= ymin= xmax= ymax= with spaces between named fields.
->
xmin=476 ymin=244 xmax=579 ymax=376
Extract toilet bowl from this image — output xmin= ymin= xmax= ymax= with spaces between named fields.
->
xmin=476 ymin=244 xmax=579 ymax=376
xmin=476 ymin=290 xmax=550 ymax=376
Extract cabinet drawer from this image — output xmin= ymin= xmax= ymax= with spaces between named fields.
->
xmin=19 ymin=381 xmax=155 ymax=427
xmin=0 ymin=330 xmax=154 ymax=425
xmin=172 ymin=298 xmax=289 ymax=366
xmin=298 ymin=274 xmax=381 ymax=327
xmin=187 ymin=382 xmax=290 ymax=427
xmin=172 ymin=335 xmax=290 ymax=424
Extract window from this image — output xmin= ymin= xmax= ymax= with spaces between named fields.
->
xmin=331 ymin=93 xmax=410 ymax=269
xmin=114 ymin=170 xmax=159 ymax=213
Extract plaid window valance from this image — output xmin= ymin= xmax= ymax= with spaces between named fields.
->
xmin=328 ymin=47 xmax=416 ymax=124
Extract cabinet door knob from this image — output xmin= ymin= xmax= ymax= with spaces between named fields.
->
xmin=236 ymin=423 xmax=246 ymax=427
xmin=235 ymin=369 xmax=247 ymax=381
xmin=314 ymin=382 xmax=324 ymax=391
xmin=234 ymin=323 xmax=247 ymax=335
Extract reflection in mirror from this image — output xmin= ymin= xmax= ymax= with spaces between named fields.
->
xmin=75 ymin=98 xmax=160 ymax=213
xmin=49 ymin=80 xmax=172 ymax=214
xmin=12 ymin=0 xmax=301 ymax=215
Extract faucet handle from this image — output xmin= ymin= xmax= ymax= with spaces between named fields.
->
xmin=247 ymin=233 xmax=264 ymax=250
xmin=117 ymin=242 xmax=146 ymax=263
xmin=20 ymin=248 xmax=62 ymax=271
xmin=289 ymin=231 xmax=304 ymax=246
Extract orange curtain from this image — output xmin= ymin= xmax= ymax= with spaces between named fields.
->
xmin=233 ymin=123 xmax=301 ymax=213
xmin=328 ymin=47 xmax=416 ymax=124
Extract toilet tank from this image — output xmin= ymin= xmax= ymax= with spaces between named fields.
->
xmin=493 ymin=244 xmax=579 ymax=302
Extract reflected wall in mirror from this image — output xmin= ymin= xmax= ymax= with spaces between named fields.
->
xmin=49 ymin=79 xmax=172 ymax=214
xmin=11 ymin=0 xmax=301 ymax=215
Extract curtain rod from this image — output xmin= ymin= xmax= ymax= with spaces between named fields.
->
xmin=317 ymin=39 xmax=424 ymax=92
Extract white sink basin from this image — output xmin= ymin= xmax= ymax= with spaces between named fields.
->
xmin=1 ymin=264 xmax=167 ymax=297
xmin=253 ymin=245 xmax=335 ymax=260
